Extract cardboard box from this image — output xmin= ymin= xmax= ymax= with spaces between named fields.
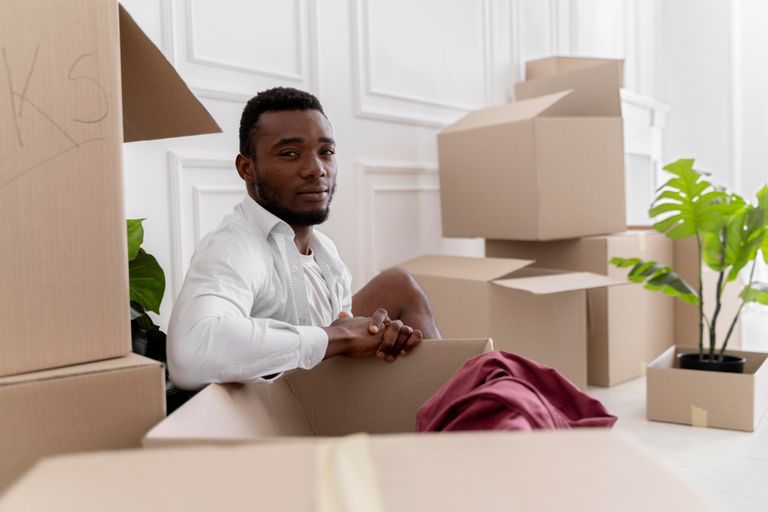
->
xmin=396 ymin=256 xmax=627 ymax=389
xmin=0 ymin=353 xmax=166 ymax=492
xmin=1 ymin=431 xmax=716 ymax=512
xmin=486 ymin=229 xmax=675 ymax=386
xmin=143 ymin=339 xmax=492 ymax=447
xmin=0 ymin=1 xmax=220 ymax=376
xmin=647 ymin=345 xmax=768 ymax=432
xmin=515 ymin=56 xmax=624 ymax=116
xmin=437 ymin=62 xmax=625 ymax=241
xmin=674 ymin=237 xmax=742 ymax=348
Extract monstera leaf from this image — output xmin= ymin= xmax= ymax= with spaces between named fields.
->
xmin=649 ymin=159 xmax=728 ymax=239
xmin=758 ymin=186 xmax=768 ymax=263
xmin=702 ymin=205 xmax=765 ymax=280
xmin=610 ymin=257 xmax=699 ymax=305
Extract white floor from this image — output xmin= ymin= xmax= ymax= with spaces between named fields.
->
xmin=589 ymin=377 xmax=768 ymax=512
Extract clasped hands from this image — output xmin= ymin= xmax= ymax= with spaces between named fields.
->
xmin=322 ymin=308 xmax=423 ymax=362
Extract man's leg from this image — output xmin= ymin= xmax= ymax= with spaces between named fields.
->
xmin=351 ymin=268 xmax=441 ymax=339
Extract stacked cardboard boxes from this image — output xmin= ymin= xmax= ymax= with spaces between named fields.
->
xmin=0 ymin=0 xmax=220 ymax=491
xmin=413 ymin=57 xmax=671 ymax=388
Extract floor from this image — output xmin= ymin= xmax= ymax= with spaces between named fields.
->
xmin=589 ymin=376 xmax=768 ymax=512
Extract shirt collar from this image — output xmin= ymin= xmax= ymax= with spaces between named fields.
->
xmin=239 ymin=194 xmax=294 ymax=238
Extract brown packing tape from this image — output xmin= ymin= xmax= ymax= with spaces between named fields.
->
xmin=690 ymin=405 xmax=709 ymax=428
xmin=316 ymin=434 xmax=385 ymax=512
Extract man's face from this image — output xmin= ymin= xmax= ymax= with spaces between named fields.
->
xmin=247 ymin=109 xmax=337 ymax=227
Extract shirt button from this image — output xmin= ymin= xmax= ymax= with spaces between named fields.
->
xmin=299 ymin=317 xmax=307 ymax=323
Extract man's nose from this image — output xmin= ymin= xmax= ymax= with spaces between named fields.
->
xmin=300 ymin=154 xmax=326 ymax=178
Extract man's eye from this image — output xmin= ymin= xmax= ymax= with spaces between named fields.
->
xmin=321 ymin=148 xmax=336 ymax=156
xmin=279 ymin=150 xmax=299 ymax=157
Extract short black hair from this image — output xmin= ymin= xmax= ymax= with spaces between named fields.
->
xmin=238 ymin=87 xmax=325 ymax=157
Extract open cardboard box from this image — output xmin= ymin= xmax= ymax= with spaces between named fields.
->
xmin=144 ymin=339 xmax=493 ymax=447
xmin=486 ymin=229 xmax=675 ymax=386
xmin=437 ymin=58 xmax=625 ymax=241
xmin=1 ymin=431 xmax=716 ymax=511
xmin=647 ymin=345 xmax=768 ymax=431
xmin=0 ymin=354 xmax=165 ymax=492
xmin=397 ymin=255 xmax=628 ymax=389
xmin=515 ymin=56 xmax=624 ymax=115
xmin=0 ymin=0 xmax=221 ymax=376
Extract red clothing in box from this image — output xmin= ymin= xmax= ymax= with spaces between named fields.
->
xmin=416 ymin=351 xmax=617 ymax=432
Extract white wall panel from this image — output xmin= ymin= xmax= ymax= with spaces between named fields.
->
xmin=165 ymin=0 xmax=318 ymax=101
xmin=167 ymin=152 xmax=244 ymax=296
xmin=351 ymin=0 xmax=510 ymax=127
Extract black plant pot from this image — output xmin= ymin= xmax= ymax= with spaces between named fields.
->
xmin=677 ymin=352 xmax=746 ymax=373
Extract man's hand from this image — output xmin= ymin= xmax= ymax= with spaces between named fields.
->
xmin=322 ymin=310 xmax=422 ymax=362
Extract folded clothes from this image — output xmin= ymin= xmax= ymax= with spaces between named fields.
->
xmin=416 ymin=351 xmax=617 ymax=432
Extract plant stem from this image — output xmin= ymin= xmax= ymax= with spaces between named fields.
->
xmin=696 ymin=234 xmax=704 ymax=360
xmin=710 ymin=228 xmax=727 ymax=361
xmin=719 ymin=257 xmax=757 ymax=360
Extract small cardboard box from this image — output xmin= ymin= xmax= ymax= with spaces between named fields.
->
xmin=144 ymin=339 xmax=493 ymax=446
xmin=0 ymin=1 xmax=220 ymax=377
xmin=437 ymin=62 xmax=625 ymax=241
xmin=647 ymin=345 xmax=768 ymax=432
xmin=396 ymin=255 xmax=627 ymax=389
xmin=486 ymin=229 xmax=675 ymax=386
xmin=0 ymin=353 xmax=166 ymax=492
xmin=1 ymin=431 xmax=717 ymax=512
xmin=673 ymin=237 xmax=742 ymax=348
xmin=515 ymin=56 xmax=624 ymax=116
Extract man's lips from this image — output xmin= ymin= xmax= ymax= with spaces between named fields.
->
xmin=296 ymin=188 xmax=329 ymax=201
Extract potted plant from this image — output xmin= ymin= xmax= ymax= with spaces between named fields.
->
xmin=611 ymin=159 xmax=768 ymax=372
xmin=127 ymin=219 xmax=195 ymax=413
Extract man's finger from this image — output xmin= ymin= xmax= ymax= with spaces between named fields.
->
xmin=400 ymin=329 xmax=423 ymax=356
xmin=389 ymin=324 xmax=412 ymax=360
xmin=377 ymin=319 xmax=401 ymax=360
xmin=368 ymin=308 xmax=389 ymax=334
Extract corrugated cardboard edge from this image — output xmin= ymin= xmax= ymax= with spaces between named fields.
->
xmin=0 ymin=354 xmax=163 ymax=388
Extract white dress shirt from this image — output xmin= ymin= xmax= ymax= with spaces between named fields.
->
xmin=167 ymin=195 xmax=353 ymax=390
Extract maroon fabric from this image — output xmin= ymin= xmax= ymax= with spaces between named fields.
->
xmin=416 ymin=351 xmax=617 ymax=432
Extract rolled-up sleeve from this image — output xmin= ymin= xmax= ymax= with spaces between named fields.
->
xmin=167 ymin=236 xmax=328 ymax=391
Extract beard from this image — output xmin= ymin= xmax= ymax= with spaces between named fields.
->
xmin=254 ymin=175 xmax=336 ymax=226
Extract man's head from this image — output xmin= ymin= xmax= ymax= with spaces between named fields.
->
xmin=236 ymin=87 xmax=337 ymax=228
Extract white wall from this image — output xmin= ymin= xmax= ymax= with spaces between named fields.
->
xmin=121 ymin=0 xmax=665 ymax=331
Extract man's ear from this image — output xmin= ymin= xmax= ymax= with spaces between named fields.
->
xmin=235 ymin=153 xmax=255 ymax=184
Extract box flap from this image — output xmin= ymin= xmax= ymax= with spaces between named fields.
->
xmin=2 ymin=431 xmax=718 ymax=511
xmin=143 ymin=379 xmax=314 ymax=446
xmin=119 ymin=5 xmax=221 ymax=142
xmin=515 ymin=56 xmax=623 ymax=116
xmin=525 ymin=56 xmax=625 ymax=83
xmin=397 ymin=255 xmax=534 ymax=282
xmin=440 ymin=90 xmax=573 ymax=134
xmin=0 ymin=353 xmax=161 ymax=386
xmin=493 ymin=272 xmax=628 ymax=295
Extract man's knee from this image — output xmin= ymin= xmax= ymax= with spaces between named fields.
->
xmin=379 ymin=267 xmax=426 ymax=302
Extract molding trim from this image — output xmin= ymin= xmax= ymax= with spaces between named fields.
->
xmin=167 ymin=152 xmax=234 ymax=295
xmin=350 ymin=0 xmax=499 ymax=127
xmin=164 ymin=0 xmax=319 ymax=102
xmin=357 ymin=160 xmax=440 ymax=277
xmin=191 ymin=186 xmax=243 ymax=243
xmin=184 ymin=0 xmax=304 ymax=81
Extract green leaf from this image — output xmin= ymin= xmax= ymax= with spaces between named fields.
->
xmin=650 ymin=159 xmax=728 ymax=239
xmin=740 ymin=282 xmax=768 ymax=305
xmin=757 ymin=186 xmax=768 ymax=264
xmin=610 ymin=257 xmax=700 ymax=305
xmin=129 ymin=248 xmax=165 ymax=314
xmin=723 ymin=206 xmax=765 ymax=281
xmin=127 ymin=219 xmax=145 ymax=261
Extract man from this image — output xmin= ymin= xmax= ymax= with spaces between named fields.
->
xmin=168 ymin=87 xmax=440 ymax=390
